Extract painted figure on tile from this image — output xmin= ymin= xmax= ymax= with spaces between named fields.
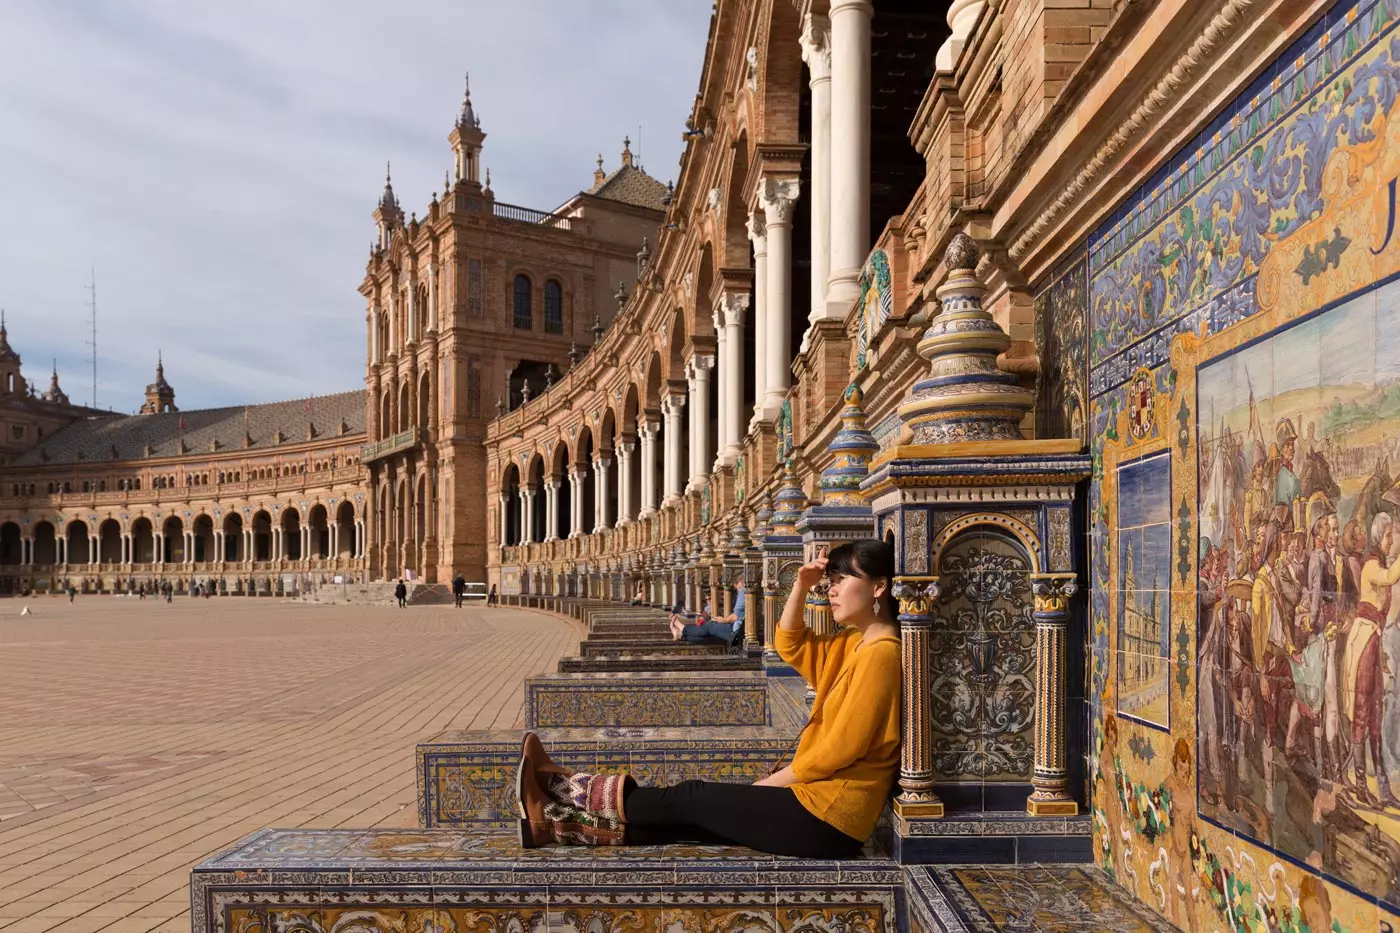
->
xmin=1096 ymin=715 xmax=1128 ymax=880
xmin=1196 ymin=288 xmax=1400 ymax=906
xmin=1165 ymin=738 xmax=1200 ymax=933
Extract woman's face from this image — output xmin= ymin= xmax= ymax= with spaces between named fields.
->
xmin=827 ymin=567 xmax=884 ymax=626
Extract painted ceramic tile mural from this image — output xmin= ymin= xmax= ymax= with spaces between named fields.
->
xmin=1116 ymin=453 xmax=1172 ymax=730
xmin=1086 ymin=0 xmax=1400 ymax=927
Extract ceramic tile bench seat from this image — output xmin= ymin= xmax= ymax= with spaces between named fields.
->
xmin=190 ymin=828 xmax=906 ymax=933
xmin=525 ymin=671 xmax=771 ymax=728
xmin=580 ymin=638 xmax=727 ymax=657
xmin=558 ymin=653 xmax=762 ymax=673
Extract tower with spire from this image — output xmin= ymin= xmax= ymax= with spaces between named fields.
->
xmin=449 ymin=73 xmax=486 ymax=187
xmin=139 ymin=354 xmax=177 ymax=414
xmin=373 ymin=163 xmax=402 ymax=250
xmin=42 ymin=361 xmax=68 ymax=405
xmin=0 ymin=311 xmax=23 ymax=396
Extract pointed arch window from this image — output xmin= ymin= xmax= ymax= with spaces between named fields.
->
xmin=544 ymin=280 xmax=564 ymax=334
xmin=513 ymin=274 xmax=532 ymax=330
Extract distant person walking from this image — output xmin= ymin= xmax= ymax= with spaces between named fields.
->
xmin=452 ymin=575 xmax=466 ymax=608
xmin=487 ymin=584 xmax=498 ymax=607
xmin=394 ymin=579 xmax=408 ymax=609
xmin=67 ymin=584 xmax=76 ymax=603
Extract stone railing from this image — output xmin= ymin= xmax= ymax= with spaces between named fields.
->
xmin=5 ymin=466 xmax=365 ymax=509
xmin=360 ymin=428 xmax=421 ymax=464
xmin=492 ymin=201 xmax=573 ymax=231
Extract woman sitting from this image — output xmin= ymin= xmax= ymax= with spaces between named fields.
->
xmin=515 ymin=539 xmax=901 ymax=858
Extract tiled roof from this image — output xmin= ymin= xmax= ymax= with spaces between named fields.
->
xmin=14 ymin=390 xmax=366 ymax=467
xmin=586 ymin=165 xmax=669 ymax=212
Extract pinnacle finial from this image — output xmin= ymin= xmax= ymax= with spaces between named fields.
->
xmin=385 ymin=161 xmax=392 ymax=185
xmin=945 ymin=232 xmax=979 ymax=271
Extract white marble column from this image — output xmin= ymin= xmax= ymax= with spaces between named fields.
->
xmin=569 ymin=468 xmax=587 ymax=538
xmin=760 ymin=178 xmax=800 ymax=417
xmin=616 ymin=440 xmax=635 ymax=524
xmin=544 ymin=480 xmax=561 ymax=542
xmin=746 ymin=213 xmax=768 ymax=429
xmin=516 ymin=488 xmax=529 ymax=545
xmin=155 ymin=533 xmax=164 ymax=566
xmin=712 ymin=305 xmax=729 ymax=472
xmin=801 ymin=12 xmax=834 ymax=338
xmin=720 ymin=294 xmax=747 ymax=462
xmin=592 ymin=456 xmax=612 ymax=532
xmin=406 ymin=279 xmax=418 ymax=344
xmin=89 ymin=535 xmax=98 ymax=566
xmin=638 ymin=420 xmax=660 ymax=518
xmin=498 ymin=493 xmax=510 ymax=545
xmin=661 ymin=392 xmax=686 ymax=506
xmin=827 ymin=0 xmax=872 ymax=308
xmin=686 ymin=355 xmax=714 ymax=490
xmin=523 ymin=486 xmax=538 ymax=544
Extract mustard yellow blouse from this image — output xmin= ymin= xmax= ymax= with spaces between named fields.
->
xmin=776 ymin=625 xmax=901 ymax=841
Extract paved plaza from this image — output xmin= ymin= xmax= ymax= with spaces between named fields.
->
xmin=0 ymin=597 xmax=579 ymax=933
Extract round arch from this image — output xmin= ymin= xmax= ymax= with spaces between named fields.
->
xmin=131 ymin=516 xmax=155 ymax=564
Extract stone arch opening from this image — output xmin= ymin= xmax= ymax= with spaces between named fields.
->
xmin=66 ymin=520 xmax=90 ymax=565
xmin=192 ymin=514 xmax=215 ymax=562
xmin=131 ymin=517 xmax=155 ymax=564
xmin=335 ymin=502 xmax=355 ymax=558
xmin=223 ymin=513 xmax=245 ymax=562
xmin=99 ymin=518 xmax=122 ymax=564
xmin=162 ymin=516 xmax=184 ymax=563
xmin=0 ymin=522 xmax=20 ymax=566
xmin=32 ymin=521 xmax=56 ymax=565
xmin=252 ymin=510 xmax=273 ymax=561
xmin=501 ymin=463 xmax=521 ymax=546
xmin=308 ymin=505 xmax=329 ymax=559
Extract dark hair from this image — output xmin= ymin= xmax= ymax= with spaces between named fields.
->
xmin=826 ymin=539 xmax=897 ymax=618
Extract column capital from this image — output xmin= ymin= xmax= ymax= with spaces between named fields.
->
xmin=592 ymin=455 xmax=613 ymax=469
xmin=1031 ymin=573 xmax=1078 ymax=615
xmin=893 ymin=576 xmax=940 ymax=618
xmin=685 ymin=353 xmax=715 ymax=381
xmin=760 ymin=177 xmax=802 ymax=226
xmin=616 ymin=439 xmax=636 ymax=457
xmin=745 ymin=212 xmax=768 ymax=252
xmin=569 ymin=466 xmax=588 ymax=483
xmin=660 ymin=392 xmax=687 ymax=417
xmin=718 ymin=292 xmax=750 ymax=328
xmin=799 ymin=12 xmax=832 ymax=81
xmin=545 ymin=479 xmax=562 ymax=492
xmin=639 ymin=418 xmax=662 ymax=439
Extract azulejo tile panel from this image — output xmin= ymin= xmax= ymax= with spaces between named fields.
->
xmin=1086 ymin=0 xmax=1400 ymax=927
xmin=525 ymin=673 xmax=770 ymax=728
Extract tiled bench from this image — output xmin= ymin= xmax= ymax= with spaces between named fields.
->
xmin=190 ymin=829 xmax=906 ymax=933
xmin=558 ymin=654 xmax=762 ymax=673
xmin=416 ymin=726 xmax=802 ymax=828
xmin=525 ymin=672 xmax=771 ymax=728
xmin=580 ymin=639 xmax=727 ymax=657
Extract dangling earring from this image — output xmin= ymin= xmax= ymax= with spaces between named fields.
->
xmin=873 ymin=599 xmax=880 ymax=617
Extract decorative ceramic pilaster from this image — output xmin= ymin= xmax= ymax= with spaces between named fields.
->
xmin=686 ymin=354 xmax=714 ymax=491
xmin=760 ymin=178 xmax=800 ymax=419
xmin=893 ymin=575 xmax=944 ymax=818
xmin=747 ymin=212 xmax=769 ymax=429
xmin=638 ymin=419 xmax=660 ymax=518
xmin=827 ymin=0 xmax=872 ymax=309
xmin=899 ymin=233 xmax=1034 ymax=442
xmin=661 ymin=392 xmax=686 ymax=506
xmin=800 ymin=12 xmax=833 ymax=343
xmin=1028 ymin=573 xmax=1079 ymax=816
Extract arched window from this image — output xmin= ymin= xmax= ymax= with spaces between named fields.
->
xmin=513 ymin=274 xmax=532 ymax=330
xmin=544 ymin=280 xmax=564 ymax=334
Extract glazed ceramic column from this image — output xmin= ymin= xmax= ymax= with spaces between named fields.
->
xmin=746 ymin=212 xmax=768 ymax=429
xmin=593 ymin=456 xmax=612 ymax=532
xmin=892 ymin=575 xmax=944 ymax=819
xmin=720 ymin=294 xmax=747 ymax=462
xmin=760 ymin=178 xmax=800 ymax=418
xmin=800 ymin=12 xmax=833 ymax=340
xmin=686 ymin=354 xmax=713 ymax=491
xmin=616 ymin=440 xmax=635 ymax=524
xmin=661 ymin=392 xmax=686 ymax=506
xmin=543 ymin=480 xmax=560 ymax=542
xmin=827 ymin=0 xmax=871 ymax=310
xmin=638 ymin=419 xmax=660 ymax=518
xmin=1028 ymin=574 xmax=1079 ymax=816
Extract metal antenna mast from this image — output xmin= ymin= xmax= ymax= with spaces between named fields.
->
xmin=84 ymin=268 xmax=97 ymax=408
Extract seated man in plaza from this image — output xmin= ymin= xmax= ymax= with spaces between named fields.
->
xmin=679 ymin=578 xmax=746 ymax=648
xmin=516 ymin=540 xmax=900 ymax=858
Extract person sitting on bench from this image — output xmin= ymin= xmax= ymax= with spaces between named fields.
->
xmin=516 ymin=539 xmax=900 ymax=858
xmin=680 ymin=578 xmax=746 ymax=649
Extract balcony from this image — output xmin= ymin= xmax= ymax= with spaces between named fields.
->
xmin=492 ymin=201 xmax=573 ymax=230
xmin=361 ymin=428 xmax=422 ymax=464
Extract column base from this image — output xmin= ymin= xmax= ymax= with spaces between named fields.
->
xmin=1025 ymin=792 xmax=1079 ymax=817
xmin=637 ymin=508 xmax=656 ymax=519
xmin=892 ymin=795 xmax=945 ymax=820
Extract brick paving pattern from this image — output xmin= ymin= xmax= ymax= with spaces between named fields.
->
xmin=0 ymin=598 xmax=578 ymax=933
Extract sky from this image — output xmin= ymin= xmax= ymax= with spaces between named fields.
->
xmin=0 ymin=1 xmax=712 ymax=413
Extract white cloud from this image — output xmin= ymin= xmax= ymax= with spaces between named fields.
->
xmin=0 ymin=0 xmax=711 ymax=411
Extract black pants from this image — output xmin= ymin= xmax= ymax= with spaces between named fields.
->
xmin=622 ymin=780 xmax=862 ymax=858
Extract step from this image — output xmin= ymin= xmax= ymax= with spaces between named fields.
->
xmin=891 ymin=810 xmax=1093 ymax=864
xmin=558 ymin=654 xmax=763 ymax=673
xmin=416 ymin=726 xmax=801 ymax=828
xmin=190 ymin=829 xmax=904 ymax=933
xmin=525 ymin=671 xmax=770 ymax=728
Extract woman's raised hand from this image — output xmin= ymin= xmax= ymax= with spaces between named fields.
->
xmin=796 ymin=557 xmax=828 ymax=591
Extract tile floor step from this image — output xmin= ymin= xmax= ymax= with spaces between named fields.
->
xmin=525 ymin=671 xmax=771 ymax=728
xmin=191 ymin=828 xmax=904 ymax=933
xmin=416 ymin=726 xmax=801 ymax=828
xmin=580 ymin=640 xmax=727 ymax=658
xmin=557 ymin=654 xmax=762 ymax=673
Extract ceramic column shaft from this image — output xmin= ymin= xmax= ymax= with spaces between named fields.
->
xmin=893 ymin=576 xmax=943 ymax=817
xmin=1027 ymin=573 xmax=1079 ymax=816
